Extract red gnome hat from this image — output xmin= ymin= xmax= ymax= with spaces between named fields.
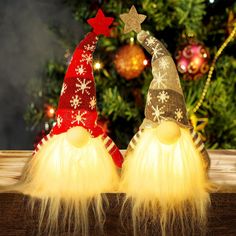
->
xmin=35 ymin=9 xmax=123 ymax=168
xmin=52 ymin=32 xmax=100 ymax=136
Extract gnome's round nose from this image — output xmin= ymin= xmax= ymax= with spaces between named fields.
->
xmin=66 ymin=126 xmax=91 ymax=147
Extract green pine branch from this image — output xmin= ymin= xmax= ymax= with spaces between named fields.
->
xmin=25 ymin=0 xmax=236 ymax=149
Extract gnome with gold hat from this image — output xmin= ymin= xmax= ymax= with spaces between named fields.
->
xmin=120 ymin=6 xmax=210 ymax=235
xmin=3 ymin=9 xmax=123 ymax=236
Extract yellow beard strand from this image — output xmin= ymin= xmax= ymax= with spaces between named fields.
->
xmin=11 ymin=133 xmax=119 ymax=236
xmin=120 ymin=127 xmax=210 ymax=236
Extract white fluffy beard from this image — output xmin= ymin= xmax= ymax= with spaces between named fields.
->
xmin=120 ymin=127 xmax=210 ymax=236
xmin=9 ymin=133 xmax=119 ymax=236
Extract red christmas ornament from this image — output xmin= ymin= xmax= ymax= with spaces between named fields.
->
xmin=87 ymin=9 xmax=114 ymax=37
xmin=175 ymin=41 xmax=209 ymax=80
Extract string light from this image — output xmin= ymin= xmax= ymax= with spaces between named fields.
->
xmin=94 ymin=61 xmax=102 ymax=70
xmin=45 ymin=105 xmax=55 ymax=118
xmin=143 ymin=59 xmax=148 ymax=66
xmin=192 ymin=23 xmax=236 ymax=114
xmin=48 ymin=108 xmax=55 ymax=117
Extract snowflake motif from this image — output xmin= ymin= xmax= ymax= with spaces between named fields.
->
xmin=80 ymin=53 xmax=92 ymax=64
xmin=75 ymin=65 xmax=86 ymax=75
xmin=84 ymin=44 xmax=96 ymax=51
xmin=60 ymin=83 xmax=67 ymax=96
xmin=146 ymin=92 xmax=152 ymax=105
xmin=151 ymin=105 xmax=165 ymax=122
xmin=71 ymin=111 xmax=87 ymax=126
xmin=175 ymin=108 xmax=183 ymax=122
xmin=89 ymin=96 xmax=96 ymax=110
xmin=159 ymin=57 xmax=169 ymax=70
xmin=153 ymin=71 xmax=167 ymax=88
xmin=57 ymin=115 xmax=63 ymax=128
xmin=70 ymin=95 xmax=82 ymax=109
xmin=75 ymin=78 xmax=92 ymax=95
xmin=146 ymin=37 xmax=156 ymax=47
xmin=152 ymin=45 xmax=164 ymax=59
xmin=157 ymin=91 xmax=170 ymax=103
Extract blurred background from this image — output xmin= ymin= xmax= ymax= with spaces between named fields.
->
xmin=0 ymin=0 xmax=236 ymax=150
xmin=0 ymin=0 xmax=82 ymax=149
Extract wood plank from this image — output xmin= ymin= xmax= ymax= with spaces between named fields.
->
xmin=0 ymin=193 xmax=235 ymax=236
xmin=1 ymin=150 xmax=236 ymax=187
xmin=0 ymin=150 xmax=236 ymax=235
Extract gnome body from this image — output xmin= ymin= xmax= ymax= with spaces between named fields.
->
xmin=121 ymin=31 xmax=210 ymax=235
xmin=6 ymin=29 xmax=123 ymax=235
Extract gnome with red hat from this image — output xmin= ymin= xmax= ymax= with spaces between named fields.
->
xmin=120 ymin=6 xmax=210 ymax=236
xmin=6 ymin=9 xmax=123 ymax=236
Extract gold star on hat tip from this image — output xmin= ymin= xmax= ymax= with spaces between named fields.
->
xmin=120 ymin=5 xmax=146 ymax=34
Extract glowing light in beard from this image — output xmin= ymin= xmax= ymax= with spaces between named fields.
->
xmin=120 ymin=127 xmax=210 ymax=236
xmin=11 ymin=133 xmax=119 ymax=236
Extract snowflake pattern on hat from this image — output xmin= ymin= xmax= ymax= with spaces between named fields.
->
xmin=89 ymin=96 xmax=96 ymax=110
xmin=34 ymin=9 xmax=124 ymax=168
xmin=159 ymin=57 xmax=170 ymax=70
xmin=51 ymin=32 xmax=99 ymax=135
xmin=80 ymin=53 xmax=93 ymax=64
xmin=145 ymin=36 xmax=156 ymax=47
xmin=71 ymin=110 xmax=87 ymax=126
xmin=70 ymin=95 xmax=82 ymax=109
xmin=137 ymin=30 xmax=191 ymax=128
xmin=75 ymin=65 xmax=86 ymax=75
xmin=61 ymin=83 xmax=67 ymax=96
xmin=124 ymin=17 xmax=209 ymax=166
xmin=151 ymin=71 xmax=167 ymax=89
xmin=175 ymin=108 xmax=183 ymax=122
xmin=146 ymin=92 xmax=152 ymax=105
xmin=75 ymin=78 xmax=92 ymax=95
xmin=152 ymin=44 xmax=164 ymax=59
xmin=151 ymin=105 xmax=165 ymax=122
xmin=57 ymin=115 xmax=63 ymax=128
xmin=157 ymin=91 xmax=169 ymax=103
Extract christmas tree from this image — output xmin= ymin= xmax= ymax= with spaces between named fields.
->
xmin=25 ymin=0 xmax=236 ymax=149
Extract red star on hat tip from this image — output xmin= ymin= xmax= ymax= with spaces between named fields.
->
xmin=87 ymin=9 xmax=114 ymax=37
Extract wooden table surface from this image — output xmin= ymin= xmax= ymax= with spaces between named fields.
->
xmin=0 ymin=150 xmax=236 ymax=235
xmin=0 ymin=193 xmax=235 ymax=236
